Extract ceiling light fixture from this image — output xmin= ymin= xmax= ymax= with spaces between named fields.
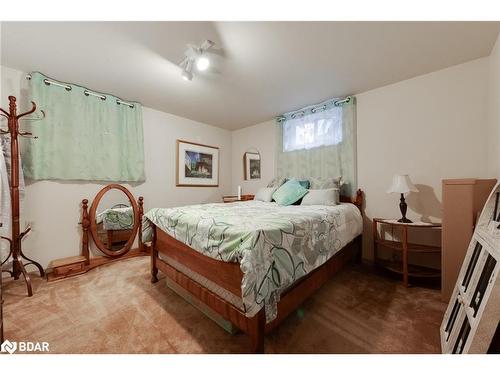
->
xmin=196 ymin=56 xmax=210 ymax=71
xmin=179 ymin=40 xmax=215 ymax=81
xmin=181 ymin=59 xmax=193 ymax=81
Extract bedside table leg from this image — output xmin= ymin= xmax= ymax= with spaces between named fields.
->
xmin=402 ymin=226 xmax=409 ymax=287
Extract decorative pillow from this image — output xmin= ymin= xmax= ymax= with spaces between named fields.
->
xmin=255 ymin=187 xmax=277 ymax=202
xmin=286 ymin=178 xmax=310 ymax=190
xmin=266 ymin=177 xmax=286 ymax=188
xmin=272 ymin=180 xmax=309 ymax=206
xmin=301 ymin=188 xmax=339 ymax=206
xmin=308 ymin=176 xmax=343 ymax=190
xmin=284 ymin=179 xmax=310 ymax=205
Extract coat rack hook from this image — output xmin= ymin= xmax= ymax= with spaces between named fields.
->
xmin=16 ymin=101 xmax=37 ymax=119
xmin=19 ymin=109 xmax=46 ymax=122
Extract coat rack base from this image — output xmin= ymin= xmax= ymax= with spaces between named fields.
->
xmin=1 ymin=247 xmax=45 ymax=297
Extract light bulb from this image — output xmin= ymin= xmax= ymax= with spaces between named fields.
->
xmin=196 ymin=56 xmax=210 ymax=71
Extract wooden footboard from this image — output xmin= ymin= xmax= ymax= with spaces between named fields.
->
xmin=151 ymin=225 xmax=362 ymax=353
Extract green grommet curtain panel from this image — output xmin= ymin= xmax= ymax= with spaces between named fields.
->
xmin=275 ymin=97 xmax=357 ymax=196
xmin=22 ymin=72 xmax=145 ymax=182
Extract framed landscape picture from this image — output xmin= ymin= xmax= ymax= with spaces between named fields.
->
xmin=244 ymin=152 xmax=261 ymax=180
xmin=176 ymin=140 xmax=219 ymax=187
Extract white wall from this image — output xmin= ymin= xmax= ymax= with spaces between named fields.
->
xmin=487 ymin=33 xmax=500 ymax=177
xmin=231 ymin=120 xmax=276 ymax=194
xmin=357 ymin=57 xmax=489 ymax=259
xmin=1 ymin=65 xmax=232 ymax=268
xmin=231 ymin=58 xmax=491 ymax=260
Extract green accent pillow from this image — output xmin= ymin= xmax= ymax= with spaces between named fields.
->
xmin=296 ymin=179 xmax=310 ymax=190
xmin=285 ymin=178 xmax=310 ymax=190
xmin=272 ymin=180 xmax=309 ymax=206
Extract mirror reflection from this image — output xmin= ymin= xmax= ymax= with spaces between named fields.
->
xmin=95 ymin=189 xmax=134 ymax=251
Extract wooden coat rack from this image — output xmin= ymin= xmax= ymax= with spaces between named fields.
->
xmin=0 ymin=96 xmax=44 ymax=297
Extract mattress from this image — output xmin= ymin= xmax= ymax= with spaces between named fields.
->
xmin=144 ymin=201 xmax=362 ymax=322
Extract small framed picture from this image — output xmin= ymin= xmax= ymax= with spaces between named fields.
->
xmin=177 ymin=140 xmax=219 ymax=187
xmin=244 ymin=152 xmax=261 ymax=180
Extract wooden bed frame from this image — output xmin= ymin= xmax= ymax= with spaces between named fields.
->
xmin=150 ymin=190 xmax=363 ymax=353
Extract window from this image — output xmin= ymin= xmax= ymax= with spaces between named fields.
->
xmin=282 ymin=107 xmax=343 ymax=152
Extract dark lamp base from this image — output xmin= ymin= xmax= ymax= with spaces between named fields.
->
xmin=397 ymin=217 xmax=413 ymax=223
xmin=397 ymin=193 xmax=412 ymax=223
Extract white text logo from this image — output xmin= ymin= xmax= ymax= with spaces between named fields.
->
xmin=1 ymin=340 xmax=49 ymax=354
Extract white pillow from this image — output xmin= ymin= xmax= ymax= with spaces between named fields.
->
xmin=301 ymin=188 xmax=339 ymax=206
xmin=255 ymin=187 xmax=277 ymax=202
xmin=266 ymin=177 xmax=286 ymax=188
xmin=308 ymin=177 xmax=343 ymax=190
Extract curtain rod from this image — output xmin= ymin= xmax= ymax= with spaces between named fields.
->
xmin=276 ymin=96 xmax=353 ymax=122
xmin=25 ymin=73 xmax=137 ymax=109
xmin=333 ymin=97 xmax=351 ymax=106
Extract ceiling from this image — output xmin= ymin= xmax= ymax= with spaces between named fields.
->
xmin=2 ymin=22 xmax=499 ymax=130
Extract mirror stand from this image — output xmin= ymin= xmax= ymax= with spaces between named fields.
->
xmin=47 ymin=184 xmax=150 ymax=282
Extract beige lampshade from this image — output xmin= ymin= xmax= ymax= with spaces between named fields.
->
xmin=387 ymin=174 xmax=419 ymax=194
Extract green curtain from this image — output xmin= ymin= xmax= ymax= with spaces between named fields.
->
xmin=22 ymin=72 xmax=145 ymax=182
xmin=276 ymin=97 xmax=357 ymax=196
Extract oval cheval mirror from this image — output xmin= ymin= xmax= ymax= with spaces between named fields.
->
xmin=80 ymin=184 xmax=147 ymax=267
xmin=89 ymin=184 xmax=140 ymax=257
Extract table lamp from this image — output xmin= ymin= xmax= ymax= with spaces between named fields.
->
xmin=387 ymin=174 xmax=419 ymax=223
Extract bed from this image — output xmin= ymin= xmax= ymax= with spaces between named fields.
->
xmin=143 ymin=190 xmax=363 ymax=352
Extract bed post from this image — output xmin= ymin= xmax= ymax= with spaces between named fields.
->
xmin=354 ymin=189 xmax=363 ymax=263
xmin=247 ymin=309 xmax=266 ymax=353
xmin=151 ymin=225 xmax=159 ymax=283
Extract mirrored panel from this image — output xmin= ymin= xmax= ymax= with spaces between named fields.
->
xmin=95 ymin=188 xmax=135 ymax=252
xmin=89 ymin=184 xmax=140 ymax=257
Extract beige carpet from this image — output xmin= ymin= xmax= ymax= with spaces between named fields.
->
xmin=2 ymin=257 xmax=446 ymax=353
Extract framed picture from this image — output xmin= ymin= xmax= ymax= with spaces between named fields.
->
xmin=244 ymin=152 xmax=261 ymax=180
xmin=176 ymin=140 xmax=219 ymax=187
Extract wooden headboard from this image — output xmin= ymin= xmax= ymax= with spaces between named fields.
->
xmin=340 ymin=189 xmax=363 ymax=212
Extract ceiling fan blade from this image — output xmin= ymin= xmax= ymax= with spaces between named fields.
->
xmin=179 ymin=56 xmax=189 ymax=68
xmin=200 ymin=40 xmax=215 ymax=52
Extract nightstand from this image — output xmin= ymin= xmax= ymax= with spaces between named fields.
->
xmin=222 ymin=194 xmax=254 ymax=203
xmin=373 ymin=218 xmax=442 ymax=287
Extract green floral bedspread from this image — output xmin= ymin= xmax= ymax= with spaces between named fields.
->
xmin=143 ymin=201 xmax=362 ymax=322
xmin=96 ymin=206 xmax=134 ymax=231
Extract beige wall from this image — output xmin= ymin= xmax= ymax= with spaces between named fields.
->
xmin=487 ymin=33 xmax=500 ymax=177
xmin=357 ymin=57 xmax=489 ymax=260
xmin=231 ymin=57 xmax=492 ymax=261
xmin=1 ymin=65 xmax=232 ymax=268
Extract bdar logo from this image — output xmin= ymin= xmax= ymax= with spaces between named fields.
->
xmin=0 ymin=340 xmax=49 ymax=354
xmin=1 ymin=340 xmax=17 ymax=354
